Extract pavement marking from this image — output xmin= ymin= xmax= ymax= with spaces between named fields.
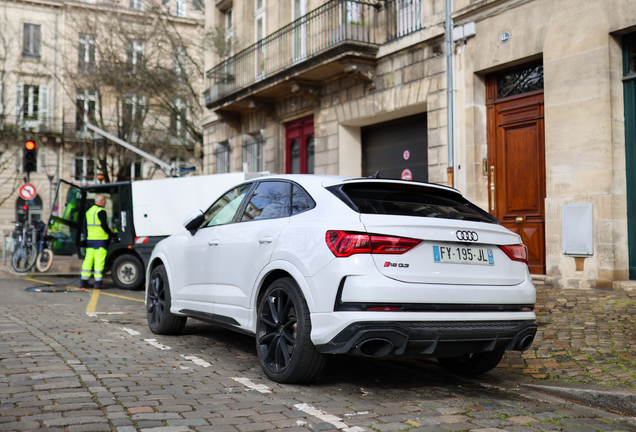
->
xmin=181 ymin=355 xmax=212 ymax=368
xmin=86 ymin=289 xmax=100 ymax=313
xmin=294 ymin=403 xmax=365 ymax=432
xmin=232 ymin=377 xmax=272 ymax=393
xmin=121 ymin=327 xmax=141 ymax=336
xmin=86 ymin=312 xmax=125 ymax=317
xmin=144 ymin=338 xmax=171 ymax=350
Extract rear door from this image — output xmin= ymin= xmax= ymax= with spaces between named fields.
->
xmin=214 ymin=181 xmax=291 ymax=328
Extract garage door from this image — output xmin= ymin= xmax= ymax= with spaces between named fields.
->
xmin=361 ymin=113 xmax=428 ymax=182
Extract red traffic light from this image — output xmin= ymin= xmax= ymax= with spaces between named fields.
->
xmin=25 ymin=140 xmax=35 ymax=150
xmin=22 ymin=205 xmax=28 ymax=211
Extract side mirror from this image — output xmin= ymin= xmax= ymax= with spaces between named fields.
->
xmin=183 ymin=210 xmax=205 ymax=234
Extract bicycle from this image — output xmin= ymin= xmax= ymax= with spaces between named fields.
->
xmin=11 ymin=221 xmax=37 ymax=273
xmin=33 ymin=220 xmax=54 ymax=272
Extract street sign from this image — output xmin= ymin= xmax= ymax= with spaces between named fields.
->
xmin=401 ymin=169 xmax=412 ymax=181
xmin=19 ymin=183 xmax=37 ymax=201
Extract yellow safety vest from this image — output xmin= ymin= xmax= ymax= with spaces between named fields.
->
xmin=86 ymin=205 xmax=109 ymax=241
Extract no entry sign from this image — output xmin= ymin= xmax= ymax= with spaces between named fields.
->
xmin=19 ymin=183 xmax=37 ymax=201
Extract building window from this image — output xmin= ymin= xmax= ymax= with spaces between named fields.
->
xmin=15 ymin=83 xmax=49 ymax=127
xmin=243 ymin=132 xmax=264 ymax=172
xmin=192 ymin=0 xmax=203 ymax=10
xmin=124 ymin=161 xmax=143 ymax=180
xmin=215 ymin=141 xmax=231 ymax=173
xmin=127 ymin=40 xmax=144 ymax=72
xmin=175 ymin=0 xmax=187 ymax=16
xmin=130 ymin=0 xmax=143 ymax=10
xmin=123 ymin=94 xmax=145 ymax=139
xmin=255 ymin=0 xmax=266 ymax=78
xmin=496 ymin=64 xmax=544 ymax=100
xmin=78 ymin=34 xmax=96 ymax=74
xmin=23 ymin=23 xmax=41 ymax=59
xmin=76 ymin=89 xmax=97 ymax=131
xmin=170 ymin=99 xmax=187 ymax=139
xmin=72 ymin=153 xmax=96 ymax=182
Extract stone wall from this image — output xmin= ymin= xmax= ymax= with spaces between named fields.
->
xmin=453 ymin=0 xmax=636 ymax=286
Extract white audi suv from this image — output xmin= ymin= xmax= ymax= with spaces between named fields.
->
xmin=146 ymin=175 xmax=536 ymax=383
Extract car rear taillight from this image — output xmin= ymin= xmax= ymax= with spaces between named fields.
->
xmin=326 ymin=231 xmax=421 ymax=258
xmin=499 ymin=244 xmax=529 ymax=265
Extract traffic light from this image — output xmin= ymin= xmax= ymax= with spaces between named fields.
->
xmin=23 ymin=138 xmax=37 ymax=174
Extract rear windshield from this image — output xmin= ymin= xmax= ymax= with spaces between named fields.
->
xmin=328 ymin=182 xmax=498 ymax=224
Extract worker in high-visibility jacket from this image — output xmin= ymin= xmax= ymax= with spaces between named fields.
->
xmin=80 ymin=194 xmax=112 ymax=288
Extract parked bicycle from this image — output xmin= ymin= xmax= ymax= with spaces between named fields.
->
xmin=33 ymin=220 xmax=54 ymax=272
xmin=11 ymin=221 xmax=37 ymax=273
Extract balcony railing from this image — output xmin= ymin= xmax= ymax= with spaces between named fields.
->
xmin=205 ymin=0 xmax=381 ymax=104
xmin=0 ymin=115 xmax=61 ymax=135
xmin=385 ymin=0 xmax=424 ymax=43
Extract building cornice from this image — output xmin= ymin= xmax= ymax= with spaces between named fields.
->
xmin=5 ymin=0 xmax=63 ymax=9
xmin=63 ymin=0 xmax=204 ymax=27
xmin=452 ymin=0 xmax=536 ymax=25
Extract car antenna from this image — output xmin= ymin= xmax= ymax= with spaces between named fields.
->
xmin=368 ymin=171 xmax=381 ymax=179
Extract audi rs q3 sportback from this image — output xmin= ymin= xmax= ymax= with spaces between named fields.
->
xmin=145 ymin=175 xmax=537 ymax=383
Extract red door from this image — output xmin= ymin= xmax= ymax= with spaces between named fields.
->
xmin=487 ymin=69 xmax=546 ymax=274
xmin=285 ymin=115 xmax=314 ymax=174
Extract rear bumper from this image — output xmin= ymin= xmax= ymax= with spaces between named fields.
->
xmin=314 ymin=319 xmax=537 ymax=358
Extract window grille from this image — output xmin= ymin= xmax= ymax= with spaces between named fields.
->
xmin=496 ymin=64 xmax=544 ymax=99
xmin=243 ymin=133 xmax=264 ymax=172
xmin=215 ymin=141 xmax=231 ymax=173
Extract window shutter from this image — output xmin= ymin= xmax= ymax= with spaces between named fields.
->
xmin=38 ymin=85 xmax=49 ymax=124
xmin=33 ymin=25 xmax=41 ymax=57
xmin=0 ymin=81 xmax=3 ymax=116
xmin=15 ymin=83 xmax=24 ymax=121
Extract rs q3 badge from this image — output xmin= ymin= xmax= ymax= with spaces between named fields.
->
xmin=456 ymin=230 xmax=478 ymax=241
xmin=385 ymin=262 xmax=409 ymax=268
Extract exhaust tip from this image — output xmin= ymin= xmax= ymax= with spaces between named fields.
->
xmin=357 ymin=338 xmax=393 ymax=357
xmin=517 ymin=334 xmax=534 ymax=351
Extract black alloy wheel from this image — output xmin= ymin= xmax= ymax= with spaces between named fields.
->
xmin=256 ymin=277 xmax=325 ymax=383
xmin=146 ymin=264 xmax=186 ymax=335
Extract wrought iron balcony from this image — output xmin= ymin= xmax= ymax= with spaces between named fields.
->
xmin=204 ymin=0 xmax=383 ymax=111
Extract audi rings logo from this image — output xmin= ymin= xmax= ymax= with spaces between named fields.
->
xmin=456 ymin=230 xmax=478 ymax=242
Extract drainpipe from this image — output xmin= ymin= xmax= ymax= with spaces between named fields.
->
xmin=444 ymin=0 xmax=454 ymax=187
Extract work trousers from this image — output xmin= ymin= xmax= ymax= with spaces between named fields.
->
xmin=81 ymin=240 xmax=108 ymax=287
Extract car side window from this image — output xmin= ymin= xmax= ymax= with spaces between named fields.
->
xmin=291 ymin=185 xmax=315 ymax=215
xmin=202 ymin=184 xmax=252 ymax=228
xmin=241 ymin=181 xmax=291 ymax=221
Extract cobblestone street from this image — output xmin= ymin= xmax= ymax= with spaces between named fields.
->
xmin=0 ymin=274 xmax=635 ymax=432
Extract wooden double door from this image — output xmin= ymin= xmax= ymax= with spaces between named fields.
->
xmin=487 ymin=69 xmax=546 ymax=274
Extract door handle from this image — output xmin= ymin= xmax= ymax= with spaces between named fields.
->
xmin=259 ymin=236 xmax=274 ymax=244
xmin=516 ymin=216 xmax=524 ymax=224
xmin=208 ymin=239 xmax=220 ymax=246
xmin=490 ymin=165 xmax=495 ymax=211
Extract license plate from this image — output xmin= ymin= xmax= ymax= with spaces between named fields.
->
xmin=433 ymin=245 xmax=495 ymax=265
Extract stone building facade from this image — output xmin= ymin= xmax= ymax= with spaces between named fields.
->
xmin=451 ymin=0 xmax=636 ymax=288
xmin=0 ymin=0 xmax=203 ymax=236
xmin=202 ymin=0 xmax=636 ymax=289
xmin=202 ymin=0 xmax=450 ymax=183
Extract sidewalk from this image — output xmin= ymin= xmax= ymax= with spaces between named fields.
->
xmin=0 ymin=253 xmax=82 ymax=277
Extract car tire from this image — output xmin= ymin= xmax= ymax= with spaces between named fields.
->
xmin=112 ymin=254 xmax=144 ymax=290
xmin=256 ymin=277 xmax=326 ymax=384
xmin=147 ymin=264 xmax=186 ymax=335
xmin=437 ymin=349 xmax=505 ymax=375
